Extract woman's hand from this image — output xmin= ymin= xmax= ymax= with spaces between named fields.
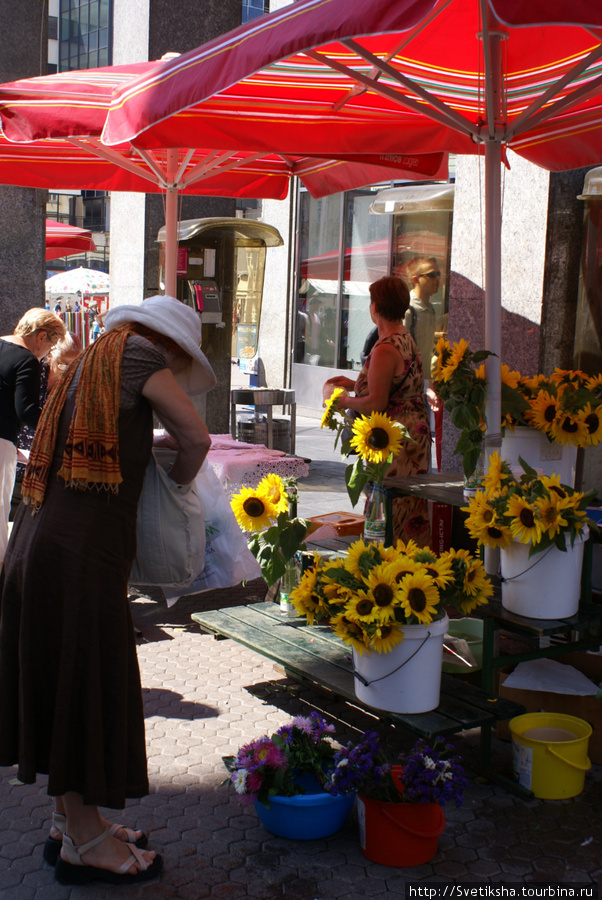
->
xmin=426 ymin=387 xmax=442 ymax=413
xmin=324 ymin=375 xmax=356 ymax=391
xmin=142 ymin=369 xmax=211 ymax=485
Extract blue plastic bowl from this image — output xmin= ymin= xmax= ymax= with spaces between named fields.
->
xmin=254 ymin=774 xmax=355 ymax=839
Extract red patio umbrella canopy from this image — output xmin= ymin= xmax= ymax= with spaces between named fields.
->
xmin=45 ymin=220 xmax=96 ymax=261
xmin=102 ymin=0 xmax=602 ymax=173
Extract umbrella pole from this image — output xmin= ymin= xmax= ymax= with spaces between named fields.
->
xmin=483 ymin=138 xmax=503 ymax=575
xmin=164 ymin=148 xmax=179 ymax=298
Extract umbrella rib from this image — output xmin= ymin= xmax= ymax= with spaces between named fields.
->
xmin=131 ymin=147 xmax=171 ymax=184
xmin=180 ymin=150 xmax=265 ymax=189
xmin=177 ymin=149 xmax=232 ymax=186
xmin=306 ymin=45 xmax=476 ymax=140
xmin=333 ymin=0 xmax=455 ymax=111
xmin=69 ymin=137 xmax=165 ymax=188
xmin=505 ymin=44 xmax=602 ymax=141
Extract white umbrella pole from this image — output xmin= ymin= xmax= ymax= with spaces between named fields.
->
xmin=164 ymin=148 xmax=179 ymax=298
xmin=483 ymin=138 xmax=503 ymax=575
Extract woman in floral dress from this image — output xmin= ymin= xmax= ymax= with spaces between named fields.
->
xmin=325 ymin=276 xmax=431 ymax=546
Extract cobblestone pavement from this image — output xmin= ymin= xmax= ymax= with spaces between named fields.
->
xmin=1 ymin=418 xmax=601 ymax=897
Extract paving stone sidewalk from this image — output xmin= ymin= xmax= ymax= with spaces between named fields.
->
xmin=1 ymin=585 xmax=601 ymax=900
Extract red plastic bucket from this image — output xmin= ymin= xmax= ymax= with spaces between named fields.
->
xmin=357 ymin=769 xmax=445 ymax=866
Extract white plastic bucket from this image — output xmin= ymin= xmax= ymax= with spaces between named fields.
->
xmin=501 ymin=426 xmax=577 ymax=486
xmin=500 ymin=527 xmax=588 ymax=619
xmin=352 ymin=614 xmax=448 ymax=713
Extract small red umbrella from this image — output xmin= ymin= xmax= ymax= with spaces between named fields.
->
xmin=45 ymin=220 xmax=96 ymax=261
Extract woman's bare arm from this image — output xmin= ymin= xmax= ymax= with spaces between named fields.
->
xmin=344 ymin=343 xmax=399 ymax=414
xmin=142 ymin=368 xmax=211 ymax=484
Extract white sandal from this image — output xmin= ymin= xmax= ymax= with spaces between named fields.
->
xmin=54 ymin=827 xmax=162 ymax=885
xmin=43 ymin=812 xmax=148 ymax=866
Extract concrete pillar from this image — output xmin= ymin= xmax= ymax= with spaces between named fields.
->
xmin=0 ymin=0 xmax=47 ymax=331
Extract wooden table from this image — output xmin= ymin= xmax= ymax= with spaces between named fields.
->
xmin=191 ymin=601 xmax=527 ymax=793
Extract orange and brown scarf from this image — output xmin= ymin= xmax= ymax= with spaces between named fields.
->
xmin=22 ymin=325 xmax=135 ymax=513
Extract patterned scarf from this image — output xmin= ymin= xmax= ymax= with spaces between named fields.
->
xmin=22 ymin=325 xmax=134 ymax=513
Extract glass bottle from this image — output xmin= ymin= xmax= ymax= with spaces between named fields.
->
xmin=279 ymin=552 xmax=301 ymax=617
xmin=363 ymin=482 xmax=387 ymax=545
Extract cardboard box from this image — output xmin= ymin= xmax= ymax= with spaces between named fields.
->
xmin=307 ymin=511 xmax=364 ymax=537
xmin=497 ymin=652 xmax=602 ymax=764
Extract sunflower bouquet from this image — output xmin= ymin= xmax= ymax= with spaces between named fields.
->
xmin=289 ymin=537 xmax=492 ymax=655
xmin=433 ymin=338 xmax=602 ymax=476
xmin=230 ymin=474 xmax=310 ymax=586
xmin=462 ymin=452 xmax=595 ymax=556
xmin=321 ymin=388 xmax=412 ymax=506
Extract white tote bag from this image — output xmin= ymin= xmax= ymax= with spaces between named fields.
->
xmin=130 ymin=451 xmax=205 ymax=591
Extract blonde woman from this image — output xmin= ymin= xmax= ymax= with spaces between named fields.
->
xmin=0 ymin=309 xmax=66 ymax=562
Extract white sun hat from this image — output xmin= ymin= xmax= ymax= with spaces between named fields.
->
xmin=104 ymin=295 xmax=216 ymax=396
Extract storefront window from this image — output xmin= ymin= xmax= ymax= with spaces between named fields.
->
xmin=295 ymin=192 xmax=342 ymax=366
xmin=292 ymin=181 xmax=453 ymax=413
xmin=342 ymin=191 xmax=391 ymax=371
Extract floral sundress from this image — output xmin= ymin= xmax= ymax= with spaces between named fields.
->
xmin=355 ymin=330 xmax=431 ymax=547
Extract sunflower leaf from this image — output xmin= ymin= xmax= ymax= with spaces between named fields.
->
xmin=345 ymin=458 xmax=368 ymax=507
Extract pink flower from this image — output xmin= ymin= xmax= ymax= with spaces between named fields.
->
xmin=246 ymin=770 xmax=263 ymax=793
xmin=252 ymin=739 xmax=287 ymax=769
xmin=291 ymin=716 xmax=313 ymax=735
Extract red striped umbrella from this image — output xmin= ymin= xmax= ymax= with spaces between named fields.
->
xmin=0 ymin=56 xmax=447 ymax=295
xmin=45 ymin=220 xmax=96 ymax=261
xmin=99 ymin=0 xmax=602 ymax=487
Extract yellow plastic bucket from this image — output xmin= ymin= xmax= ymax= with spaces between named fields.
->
xmin=509 ymin=712 xmax=592 ymax=799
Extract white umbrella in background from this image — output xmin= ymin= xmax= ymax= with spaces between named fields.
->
xmin=45 ymin=266 xmax=109 ymax=295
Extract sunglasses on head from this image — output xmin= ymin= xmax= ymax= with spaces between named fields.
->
xmin=421 ymin=270 xmax=441 ymax=279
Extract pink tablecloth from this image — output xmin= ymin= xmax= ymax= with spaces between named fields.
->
xmin=207 ymin=434 xmax=309 ymax=488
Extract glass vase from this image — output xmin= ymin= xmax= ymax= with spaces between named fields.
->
xmin=279 ymin=553 xmax=301 ymax=617
xmin=363 ymin=482 xmax=387 ymax=545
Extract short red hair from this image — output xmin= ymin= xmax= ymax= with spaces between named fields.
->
xmin=369 ymin=276 xmax=410 ymax=321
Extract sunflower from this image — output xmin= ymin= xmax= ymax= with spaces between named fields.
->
xmin=585 ymin=373 xmax=602 ymax=398
xmin=534 ymin=495 xmax=569 ymax=540
xmin=397 ymin=571 xmax=441 ymax=625
xmin=477 ymin=521 xmax=513 ymax=549
xmin=432 ymin=336 xmax=452 ymax=381
xmin=524 ymin=391 xmax=559 ymax=433
xmin=388 ymin=556 xmax=421 ymax=587
xmin=290 ymin=567 xmax=327 ymax=623
xmin=417 ymin=554 xmax=455 ymax=588
xmin=257 ymin=473 xmax=289 ymax=515
xmin=579 ymin=403 xmax=602 ymax=446
xmin=350 ymin=412 xmax=404 ymax=463
xmin=506 ymin=495 xmax=542 ymax=545
xmin=344 ymin=538 xmax=377 ymax=578
xmin=364 ymin=562 xmax=402 ymax=620
xmin=368 ymin=621 xmax=405 ymax=654
xmin=321 ymin=387 xmax=345 ymax=429
xmin=551 ymin=368 xmax=587 ymax=388
xmin=345 ymin=591 xmax=379 ymax=623
xmin=462 ymin=557 xmax=492 ymax=597
xmin=501 ymin=364 xmax=521 ymax=390
xmin=458 ymin=580 xmax=494 ymax=614
xmin=437 ymin=338 xmax=470 ymax=382
xmin=549 ymin=412 xmax=588 ymax=447
xmin=330 ymin=612 xmax=370 ymax=654
xmin=483 ymin=450 xmax=510 ymax=492
xmin=231 ymin=486 xmax=277 ymax=532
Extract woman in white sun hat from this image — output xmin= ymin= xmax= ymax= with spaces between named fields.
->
xmin=0 ymin=296 xmax=214 ymax=886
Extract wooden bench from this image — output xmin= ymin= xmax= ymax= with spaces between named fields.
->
xmin=191 ymin=601 xmax=528 ymax=793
